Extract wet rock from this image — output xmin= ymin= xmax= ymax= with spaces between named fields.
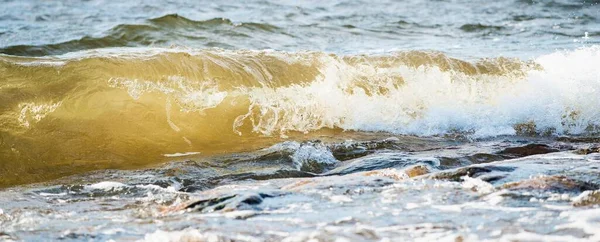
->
xmin=514 ymin=121 xmax=537 ymax=136
xmin=329 ymin=138 xmax=405 ymax=161
xmin=329 ymin=143 xmax=372 ymax=161
xmin=0 ymin=232 xmax=17 ymax=241
xmin=350 ymin=164 xmax=430 ymax=181
xmin=556 ymin=136 xmax=600 ymax=143
xmin=572 ymin=190 xmax=600 ymax=207
xmin=438 ymin=143 xmax=565 ymax=169
xmin=575 ymin=144 xmax=600 ymax=155
xmin=404 ymin=165 xmax=432 ymax=177
xmin=502 ymin=175 xmax=599 ymax=193
xmin=497 ymin=144 xmax=559 ymax=158
xmin=437 ymin=157 xmax=470 ymax=168
xmin=298 ymin=159 xmax=334 ymax=173
xmin=185 ymin=192 xmax=283 ymax=213
xmin=438 ymin=153 xmax=505 ymax=168
xmin=184 ymin=194 xmax=237 ymax=212
xmin=354 ymin=227 xmax=380 ymax=240
xmin=464 ymin=153 xmax=506 ymax=164
xmin=362 ymin=168 xmax=409 ymax=181
xmin=428 ymin=165 xmax=515 ymax=182
xmin=60 ymin=232 xmax=96 ymax=240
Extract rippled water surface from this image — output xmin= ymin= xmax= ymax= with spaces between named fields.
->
xmin=1 ymin=0 xmax=600 ymax=241
xmin=1 ymin=0 xmax=598 ymax=57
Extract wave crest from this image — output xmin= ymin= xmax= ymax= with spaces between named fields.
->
xmin=0 ymin=47 xmax=598 ymax=186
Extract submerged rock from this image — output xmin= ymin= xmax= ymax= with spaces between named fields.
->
xmin=3 ymin=138 xmax=600 ymax=241
xmin=575 ymin=144 xmax=600 ymax=155
xmin=184 ymin=191 xmax=284 ymax=214
xmin=497 ymin=144 xmax=559 ymax=158
xmin=572 ymin=190 xmax=600 ymax=207
xmin=404 ymin=165 xmax=432 ymax=177
xmin=502 ymin=175 xmax=599 ymax=193
xmin=427 ymin=165 xmax=515 ymax=182
xmin=438 ymin=153 xmax=505 ymax=167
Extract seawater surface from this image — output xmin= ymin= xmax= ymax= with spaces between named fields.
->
xmin=1 ymin=0 xmax=600 ymax=241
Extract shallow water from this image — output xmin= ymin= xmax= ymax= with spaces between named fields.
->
xmin=2 ymin=137 xmax=600 ymax=241
xmin=1 ymin=0 xmax=600 ymax=241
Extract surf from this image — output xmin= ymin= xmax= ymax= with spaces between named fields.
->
xmin=0 ymin=46 xmax=599 ymax=187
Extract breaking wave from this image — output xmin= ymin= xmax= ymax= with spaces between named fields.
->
xmin=0 ymin=46 xmax=599 ymax=186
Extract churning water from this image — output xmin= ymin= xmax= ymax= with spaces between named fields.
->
xmin=1 ymin=0 xmax=600 ymax=241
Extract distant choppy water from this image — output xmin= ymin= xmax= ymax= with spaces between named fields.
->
xmin=0 ymin=0 xmax=598 ymax=57
xmin=1 ymin=1 xmax=600 ymax=241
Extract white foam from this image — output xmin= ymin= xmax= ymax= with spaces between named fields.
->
xmin=39 ymin=192 xmax=67 ymax=197
xmin=461 ymin=176 xmax=495 ymax=194
xmin=139 ymin=228 xmax=262 ymax=242
xmin=233 ymin=46 xmax=600 ymax=137
xmin=162 ymin=152 xmax=201 ymax=157
xmin=87 ymin=181 xmax=127 ymax=190
xmin=17 ymin=101 xmax=62 ymax=128
xmin=108 ymin=75 xmax=227 ymax=113
xmin=290 ymin=142 xmax=337 ymax=170
xmin=139 ymin=229 xmax=220 ymax=242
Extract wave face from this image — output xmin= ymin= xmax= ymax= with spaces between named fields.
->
xmin=1 ymin=46 xmax=600 ymax=186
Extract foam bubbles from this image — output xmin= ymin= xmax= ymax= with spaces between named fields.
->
xmin=236 ymin=46 xmax=600 ymax=138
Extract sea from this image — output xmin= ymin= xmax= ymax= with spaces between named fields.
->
xmin=1 ymin=0 xmax=600 ymax=241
